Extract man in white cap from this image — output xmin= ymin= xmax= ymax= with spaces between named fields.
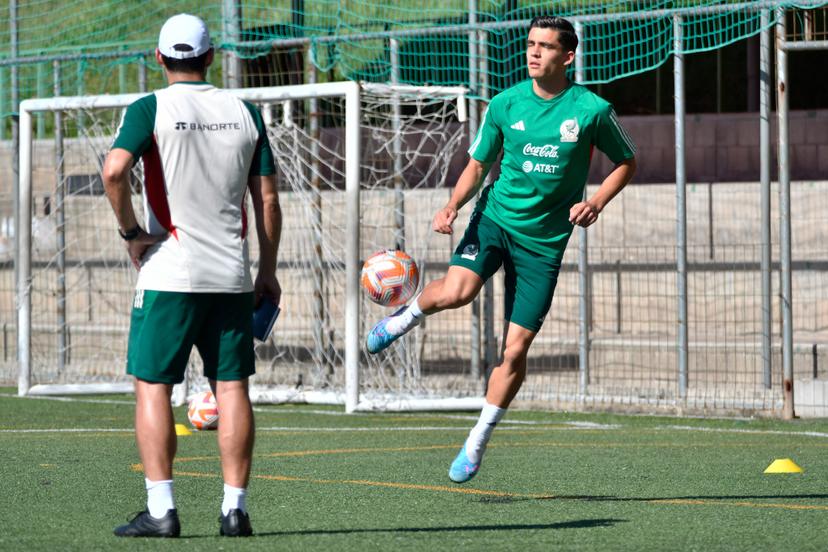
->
xmin=103 ymin=13 xmax=281 ymax=538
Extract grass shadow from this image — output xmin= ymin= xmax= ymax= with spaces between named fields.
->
xmin=250 ymin=518 xmax=626 ymax=537
xmin=539 ymin=493 xmax=828 ymax=502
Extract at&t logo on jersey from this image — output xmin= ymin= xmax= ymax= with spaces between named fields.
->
xmin=522 ymin=161 xmax=559 ymax=174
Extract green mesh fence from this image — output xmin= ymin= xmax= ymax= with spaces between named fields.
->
xmin=1 ymin=1 xmax=827 ymax=135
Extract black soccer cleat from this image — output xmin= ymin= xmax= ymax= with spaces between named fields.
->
xmin=219 ymin=508 xmax=253 ymax=537
xmin=114 ymin=509 xmax=181 ymax=538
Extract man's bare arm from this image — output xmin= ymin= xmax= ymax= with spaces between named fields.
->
xmin=102 ymin=148 xmax=164 ymax=269
xmin=102 ymin=149 xmax=139 ymax=232
xmin=432 ymin=158 xmax=491 ymax=234
xmin=569 ymin=157 xmax=636 ymax=228
xmin=249 ymin=173 xmax=282 ymax=306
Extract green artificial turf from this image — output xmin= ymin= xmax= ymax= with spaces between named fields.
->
xmin=1 ymin=387 xmax=827 ymax=551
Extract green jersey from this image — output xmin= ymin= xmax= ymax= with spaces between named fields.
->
xmin=469 ymin=80 xmax=635 ymax=260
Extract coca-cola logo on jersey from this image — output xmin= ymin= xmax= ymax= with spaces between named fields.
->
xmin=522 ymin=143 xmax=559 ymax=159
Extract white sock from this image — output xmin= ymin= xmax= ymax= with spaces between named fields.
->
xmin=464 ymin=402 xmax=507 ymax=464
xmin=385 ymin=296 xmax=425 ymax=335
xmin=221 ymin=484 xmax=248 ymax=515
xmin=145 ymin=479 xmax=174 ymax=519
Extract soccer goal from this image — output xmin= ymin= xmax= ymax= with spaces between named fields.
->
xmin=16 ymin=81 xmax=482 ymax=412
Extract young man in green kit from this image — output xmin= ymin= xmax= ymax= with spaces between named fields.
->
xmin=366 ymin=15 xmax=636 ymax=483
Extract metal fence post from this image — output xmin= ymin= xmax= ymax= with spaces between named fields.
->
xmin=776 ymin=7 xmax=794 ymax=419
xmin=138 ymin=58 xmax=147 ymax=93
xmin=54 ymin=60 xmax=67 ymax=373
xmin=574 ymin=20 xmax=590 ymax=397
xmin=222 ymin=0 xmax=243 ymax=89
xmin=759 ymin=10 xmax=773 ymax=389
xmin=11 ymin=0 xmax=20 ymax=336
xmin=674 ymin=14 xmax=689 ymax=400
xmin=468 ymin=0 xmax=482 ymax=384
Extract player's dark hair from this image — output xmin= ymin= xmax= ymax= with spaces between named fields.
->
xmin=160 ymin=45 xmax=211 ymax=74
xmin=529 ymin=16 xmax=578 ymax=52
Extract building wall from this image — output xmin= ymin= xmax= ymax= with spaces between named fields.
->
xmin=1 ymin=109 xmax=827 ymax=206
xmin=588 ymin=110 xmax=828 ymax=184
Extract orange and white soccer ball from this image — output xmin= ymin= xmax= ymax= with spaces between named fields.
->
xmin=361 ymin=250 xmax=419 ymax=307
xmin=187 ymin=390 xmax=219 ymax=430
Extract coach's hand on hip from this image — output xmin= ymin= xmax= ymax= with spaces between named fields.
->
xmin=125 ymin=229 xmax=167 ymax=271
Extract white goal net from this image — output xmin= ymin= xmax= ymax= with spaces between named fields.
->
xmin=17 ymin=81 xmax=481 ymax=411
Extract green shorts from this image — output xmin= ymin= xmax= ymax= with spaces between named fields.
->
xmin=450 ymin=213 xmax=562 ymax=333
xmin=127 ymin=290 xmax=256 ymax=384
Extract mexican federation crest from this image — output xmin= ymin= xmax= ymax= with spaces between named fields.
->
xmin=560 ymin=118 xmax=579 ymax=142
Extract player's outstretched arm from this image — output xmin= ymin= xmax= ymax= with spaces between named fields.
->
xmin=569 ymin=157 xmax=636 ymax=228
xmin=433 ymin=158 xmax=491 ymax=234
xmin=249 ymin=173 xmax=282 ymax=307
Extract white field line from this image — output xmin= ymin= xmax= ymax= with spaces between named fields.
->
xmin=253 ymin=408 xmax=620 ymax=429
xmin=2 ymin=394 xmax=620 ymax=432
xmin=3 ymin=394 xmax=134 ymax=405
xmin=659 ymin=425 xmax=828 ymax=439
xmin=0 ymin=424 xmax=619 ymax=435
xmin=0 ymin=428 xmax=134 ymax=433
xmin=255 ymin=424 xmax=618 ymax=432
xmin=2 ymin=394 xmax=619 ymax=429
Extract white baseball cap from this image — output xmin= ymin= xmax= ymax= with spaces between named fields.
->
xmin=158 ymin=14 xmax=212 ymax=59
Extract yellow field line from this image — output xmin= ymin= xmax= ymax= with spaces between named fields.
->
xmin=649 ymin=499 xmax=828 ymax=511
xmin=170 ymin=439 xmax=826 ymax=466
xmin=256 ymin=474 xmax=554 ymax=498
xmin=492 ymin=440 xmax=828 ymax=449
xmin=170 ymin=468 xmax=552 ymax=498
xmin=163 ymin=468 xmax=828 ymax=511
xmin=132 ymin=443 xmax=828 ymax=513
xmin=174 ymin=444 xmax=458 ymax=464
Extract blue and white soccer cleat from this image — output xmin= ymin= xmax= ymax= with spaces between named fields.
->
xmin=448 ymin=445 xmax=481 ymax=483
xmin=366 ymin=306 xmax=407 ymax=354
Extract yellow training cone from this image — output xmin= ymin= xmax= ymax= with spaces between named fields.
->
xmin=764 ymin=458 xmax=803 ymax=474
xmin=175 ymin=423 xmax=193 ymax=436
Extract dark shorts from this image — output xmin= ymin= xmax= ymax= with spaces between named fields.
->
xmin=450 ymin=213 xmax=561 ymax=332
xmin=127 ymin=290 xmax=255 ymax=384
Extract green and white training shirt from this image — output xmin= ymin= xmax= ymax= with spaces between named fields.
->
xmin=469 ymin=80 xmax=635 ymax=261
xmin=112 ymin=82 xmax=276 ymax=293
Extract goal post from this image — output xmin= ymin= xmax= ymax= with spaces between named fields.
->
xmin=16 ymin=81 xmax=479 ymax=412
xmin=17 ymin=82 xmax=361 ymax=401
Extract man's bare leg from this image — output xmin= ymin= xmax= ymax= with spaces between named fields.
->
xmin=367 ymin=266 xmax=482 ymax=354
xmin=449 ymin=323 xmax=537 ymax=482
xmin=417 ymin=266 xmax=484 ymax=313
xmin=211 ymin=379 xmax=254 ymax=516
xmin=485 ymin=322 xmax=537 ymax=408
xmin=134 ymin=379 xmax=177 ymax=517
